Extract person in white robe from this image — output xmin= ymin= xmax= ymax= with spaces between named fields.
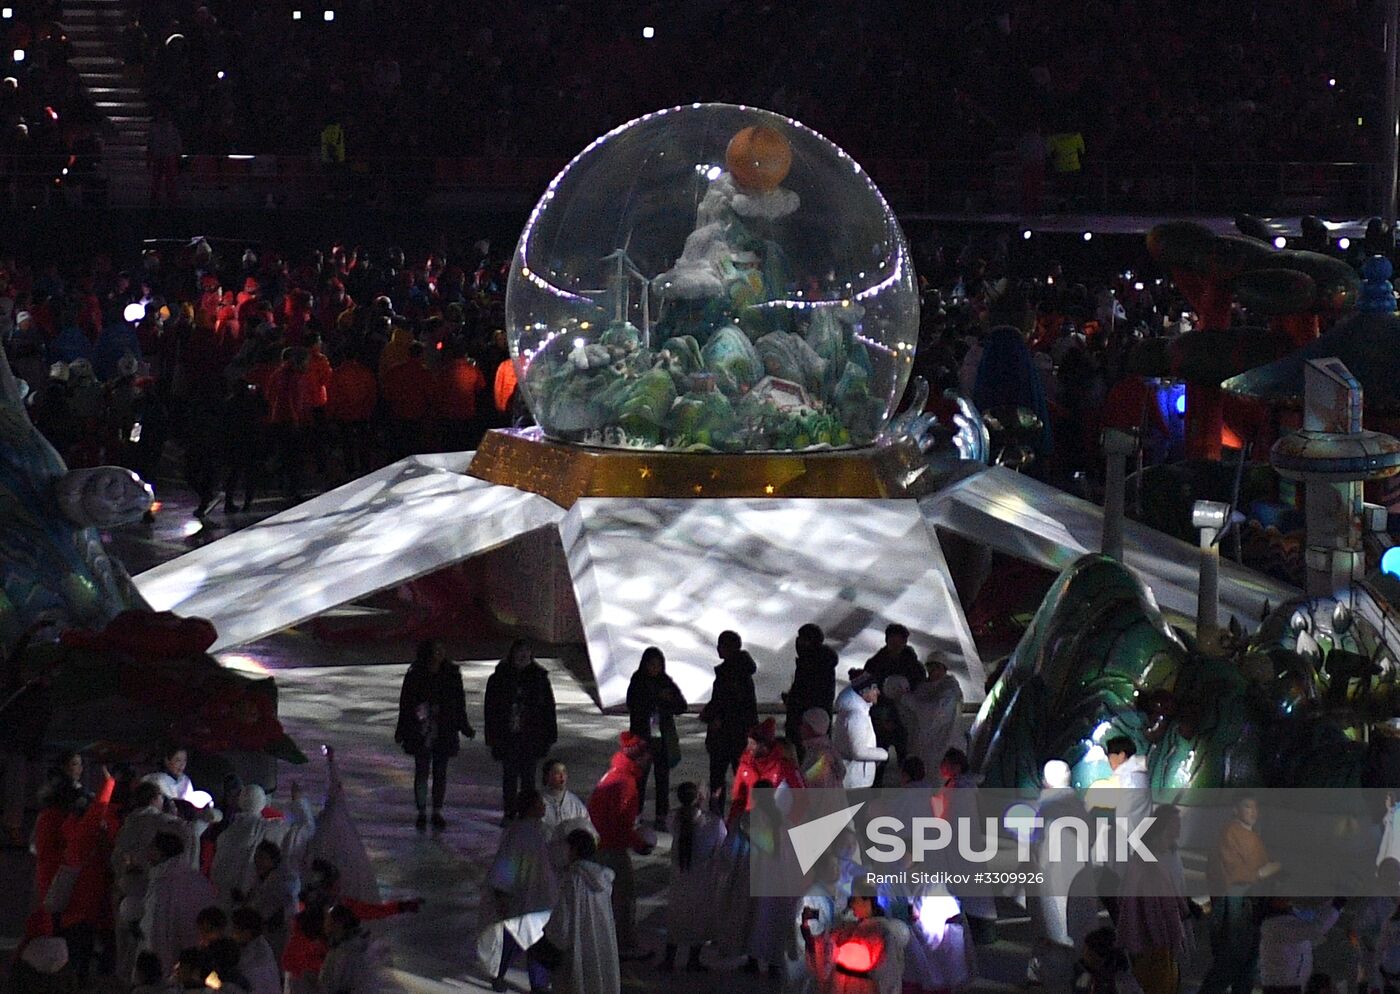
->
xmin=711 ymin=799 xmax=755 ymax=957
xmin=139 ymin=830 xmax=218 ymax=979
xmin=112 ymin=781 xmax=191 ymax=979
xmin=800 ymin=893 xmax=912 ymax=994
xmin=479 ymin=789 xmax=559 ymax=992
xmin=544 ymin=831 xmax=619 ymax=994
xmin=1030 ymin=761 xmax=1096 ymax=994
xmin=904 ymin=890 xmax=975 ymax=994
xmin=230 ymin=907 xmax=282 ymax=994
xmin=781 ymin=856 xmax=839 ymax=994
xmin=242 ymin=841 xmax=299 ymax=959
xmin=896 ymin=656 xmax=964 ymax=774
xmin=213 ymin=785 xmax=284 ymax=904
xmin=1355 ymin=860 xmax=1400 ymax=994
xmin=302 ymin=747 xmax=379 ymax=903
xmin=541 ymin=759 xmax=595 ymax=870
xmin=939 ymin=750 xmax=997 ymax=930
xmin=1104 ymin=735 xmax=1152 ymax=841
xmin=541 ymin=760 xmax=594 ymax=839
xmin=745 ymin=783 xmax=802 ymax=975
xmin=142 ymin=746 xmax=222 ymax=868
xmin=662 ymin=782 xmax=727 ymax=971
xmin=799 ymin=710 xmax=846 ymax=790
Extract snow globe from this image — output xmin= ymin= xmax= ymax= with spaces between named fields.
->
xmin=506 ymin=103 xmax=918 ymax=452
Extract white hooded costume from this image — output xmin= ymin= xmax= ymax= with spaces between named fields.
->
xmin=1031 ymin=782 xmax=1097 ymax=950
xmin=666 ymin=805 xmax=727 ymax=946
xmin=806 ymin=913 xmax=912 ymax=994
xmin=1108 ymin=754 xmax=1153 ymax=838
xmin=896 ymin=673 xmax=964 ymax=772
xmin=212 ymin=785 xmax=285 ymax=902
xmin=303 ymin=752 xmax=380 ymax=903
xmin=832 ymin=687 xmax=887 ymax=790
xmin=544 ymin=858 xmax=619 ymax=994
xmin=140 ymin=855 xmax=218 ymax=975
xmin=904 ymin=892 xmax=975 ymax=992
xmin=1031 ymin=764 xmax=1098 ymax=994
xmin=477 ymin=817 xmax=559 ymax=975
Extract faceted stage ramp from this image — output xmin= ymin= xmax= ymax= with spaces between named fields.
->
xmin=136 ymin=451 xmax=981 ymax=708
xmin=920 ymin=466 xmax=1295 ymax=627
xmin=135 ymin=453 xmax=1296 ymax=710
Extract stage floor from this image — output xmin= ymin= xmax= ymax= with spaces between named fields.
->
xmin=5 ymin=466 xmax=1239 ymax=994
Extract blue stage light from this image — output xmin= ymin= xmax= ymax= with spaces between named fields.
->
xmin=1382 ymin=546 xmax=1400 ymax=579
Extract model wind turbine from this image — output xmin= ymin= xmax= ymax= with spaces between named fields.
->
xmin=601 ymin=231 xmax=653 ymax=347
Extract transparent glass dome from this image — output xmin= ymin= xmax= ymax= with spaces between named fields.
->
xmin=506 ymin=103 xmax=917 ymax=452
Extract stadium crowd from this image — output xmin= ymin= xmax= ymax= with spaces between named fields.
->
xmin=0 ymin=0 xmax=106 ymax=199
xmin=117 ymin=0 xmax=1382 ymax=169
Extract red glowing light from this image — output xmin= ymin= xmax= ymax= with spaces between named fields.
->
xmin=44 ymin=105 xmax=57 ymax=121
xmin=834 ymin=941 xmax=876 ymax=973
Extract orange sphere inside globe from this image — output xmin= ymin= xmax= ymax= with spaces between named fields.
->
xmin=725 ymin=125 xmax=793 ymax=192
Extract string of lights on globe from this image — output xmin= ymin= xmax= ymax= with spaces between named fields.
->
xmin=505 ymin=102 xmax=918 ymax=453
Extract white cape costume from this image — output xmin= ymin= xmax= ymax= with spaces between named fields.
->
xmin=544 ymin=859 xmax=619 ymax=994
xmin=477 ymin=819 xmax=560 ymax=975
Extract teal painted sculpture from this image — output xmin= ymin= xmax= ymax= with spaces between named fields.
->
xmin=1 ymin=342 xmax=303 ymax=767
xmin=0 ymin=342 xmax=151 ymax=649
xmin=970 ymin=554 xmax=1400 ymax=797
xmin=968 ymin=554 xmax=1187 ymax=794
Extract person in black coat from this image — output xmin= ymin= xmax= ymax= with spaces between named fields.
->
xmin=395 ymin=639 xmax=476 ymax=831
xmin=697 ymin=630 xmax=758 ymax=813
xmin=864 ymin=623 xmax=924 ymax=784
xmin=782 ymin=623 xmax=838 ymax=757
xmin=483 ymin=639 xmax=558 ymax=820
xmin=625 ymin=647 xmax=688 ymax=830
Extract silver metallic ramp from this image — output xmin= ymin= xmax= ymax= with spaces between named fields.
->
xmin=919 ymin=466 xmax=1296 ymax=629
xmin=560 ymin=497 xmax=986 ymax=708
xmin=135 ymin=453 xmax=566 ymax=652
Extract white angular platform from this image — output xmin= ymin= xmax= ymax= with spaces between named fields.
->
xmin=135 ymin=452 xmax=1296 ymax=711
xmin=561 ymin=497 xmax=984 ymax=707
xmin=136 ymin=453 xmax=565 ymax=652
xmin=920 ymin=466 xmax=1296 ymax=626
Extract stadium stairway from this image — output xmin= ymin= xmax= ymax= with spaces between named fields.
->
xmin=61 ymin=0 xmax=148 ymax=203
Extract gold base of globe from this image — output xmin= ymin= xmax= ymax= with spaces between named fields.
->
xmin=467 ymin=428 xmax=938 ymax=508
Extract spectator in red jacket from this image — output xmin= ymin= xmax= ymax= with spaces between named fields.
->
xmin=264 ymin=347 xmax=315 ymax=504
xmin=586 ymin=731 xmax=654 ymax=961
xmin=281 ymin=289 xmax=313 ymax=347
xmin=432 ymin=341 xmax=484 ymax=450
xmin=728 ymin=718 xmax=804 ymax=825
xmin=325 ymin=349 xmax=377 ymax=479
xmin=304 ymin=334 xmax=333 ymax=477
xmin=29 ymin=760 xmax=117 ymax=984
xmin=381 ymin=341 xmax=433 ymax=459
